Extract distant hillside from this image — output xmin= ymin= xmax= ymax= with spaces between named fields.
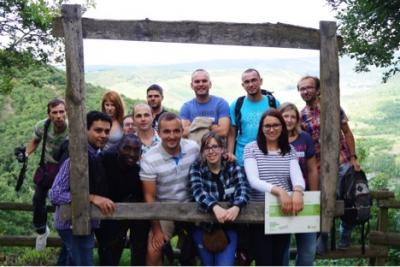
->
xmin=85 ymin=56 xmax=382 ymax=109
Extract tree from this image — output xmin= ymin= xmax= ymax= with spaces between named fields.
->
xmin=0 ymin=0 xmax=94 ymax=94
xmin=327 ymin=0 xmax=400 ymax=82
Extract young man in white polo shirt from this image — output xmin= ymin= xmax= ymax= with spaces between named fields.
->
xmin=140 ymin=112 xmax=199 ymax=265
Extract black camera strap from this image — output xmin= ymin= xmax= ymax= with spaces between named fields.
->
xmin=39 ymin=119 xmax=51 ymax=168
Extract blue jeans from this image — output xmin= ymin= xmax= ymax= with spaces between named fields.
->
xmin=283 ymin=232 xmax=317 ymax=266
xmin=57 ymin=229 xmax=95 ymax=266
xmin=192 ymin=227 xmax=237 ymax=266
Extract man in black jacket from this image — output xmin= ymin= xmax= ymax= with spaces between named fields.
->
xmin=95 ymin=134 xmax=149 ymax=266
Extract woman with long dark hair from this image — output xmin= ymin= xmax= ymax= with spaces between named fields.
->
xmin=190 ymin=132 xmax=250 ymax=266
xmin=244 ymin=108 xmax=305 ymax=265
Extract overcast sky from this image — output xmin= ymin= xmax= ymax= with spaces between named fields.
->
xmin=71 ymin=0 xmax=337 ymax=65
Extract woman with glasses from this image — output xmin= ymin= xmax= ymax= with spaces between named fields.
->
xmin=190 ymin=132 xmax=250 ymax=266
xmin=244 ymin=108 xmax=305 ymax=265
xmin=279 ymin=102 xmax=318 ymax=265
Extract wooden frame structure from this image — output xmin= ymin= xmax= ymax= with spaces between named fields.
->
xmin=53 ymin=4 xmax=342 ymax=235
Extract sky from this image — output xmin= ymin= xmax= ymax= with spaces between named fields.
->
xmin=70 ymin=0 xmax=337 ymax=66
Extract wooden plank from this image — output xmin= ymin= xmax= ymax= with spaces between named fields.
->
xmin=379 ymin=199 xmax=400 ymax=208
xmin=319 ymin=21 xmax=340 ymax=233
xmin=0 ymin=236 xmax=63 ymax=247
xmin=373 ymin=207 xmax=389 ymax=265
xmin=370 ymin=231 xmax=400 ymax=246
xmin=58 ymin=201 xmax=344 ymax=222
xmin=53 ymin=16 xmax=343 ymax=50
xmin=0 ymin=202 xmax=55 ymax=212
xmin=315 ymin=245 xmax=388 ymax=259
xmin=370 ymin=190 xmax=395 ymax=200
xmin=61 ymin=4 xmax=90 ymax=235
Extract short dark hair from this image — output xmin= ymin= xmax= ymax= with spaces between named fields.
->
xmin=256 ymin=108 xmax=290 ymax=156
xmin=157 ymin=112 xmax=181 ymax=130
xmin=297 ymin=76 xmax=320 ymax=91
xmin=242 ymin=68 xmax=261 ymax=78
xmin=86 ymin=111 xmax=112 ymax=130
xmin=146 ymin=84 xmax=164 ymax=96
xmin=117 ymin=133 xmax=142 ymax=154
xmin=123 ymin=114 xmax=133 ymax=121
xmin=47 ymin=98 xmax=65 ymax=114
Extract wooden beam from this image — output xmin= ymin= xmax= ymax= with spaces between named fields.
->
xmin=0 ymin=236 xmax=63 ymax=247
xmin=370 ymin=190 xmax=395 ymax=200
xmin=370 ymin=231 xmax=400 ymax=247
xmin=315 ymin=245 xmax=388 ymax=259
xmin=0 ymin=202 xmax=55 ymax=212
xmin=61 ymin=4 xmax=90 ymax=235
xmin=319 ymin=21 xmax=340 ymax=233
xmin=53 ymin=16 xmax=343 ymax=50
xmin=58 ymin=201 xmax=344 ymax=222
xmin=379 ymin=199 xmax=400 ymax=209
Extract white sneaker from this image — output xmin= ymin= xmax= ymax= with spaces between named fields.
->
xmin=35 ymin=226 xmax=50 ymax=251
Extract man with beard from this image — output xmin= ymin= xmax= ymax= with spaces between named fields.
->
xmin=147 ymin=84 xmax=167 ymax=129
xmin=227 ymin=68 xmax=281 ymax=167
xmin=95 ymin=134 xmax=149 ymax=266
xmin=25 ymin=98 xmax=69 ymax=251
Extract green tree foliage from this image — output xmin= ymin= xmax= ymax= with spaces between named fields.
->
xmin=0 ymin=0 xmax=94 ymax=94
xmin=327 ymin=0 xmax=400 ymax=82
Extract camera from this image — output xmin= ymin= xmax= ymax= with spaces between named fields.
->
xmin=15 ymin=145 xmax=27 ymax=163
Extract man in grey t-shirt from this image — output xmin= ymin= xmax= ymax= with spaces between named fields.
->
xmin=140 ymin=112 xmax=199 ymax=265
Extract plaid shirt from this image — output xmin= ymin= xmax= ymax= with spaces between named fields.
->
xmin=300 ymin=101 xmax=351 ymax=171
xmin=189 ymin=160 xmax=250 ymax=212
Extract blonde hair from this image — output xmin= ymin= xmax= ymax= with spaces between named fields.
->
xmin=278 ymin=102 xmax=301 ymax=135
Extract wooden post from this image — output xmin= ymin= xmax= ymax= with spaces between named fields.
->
xmin=372 ymin=206 xmax=389 ymax=265
xmin=62 ymin=4 xmax=90 ymax=235
xmin=319 ymin=21 xmax=340 ymax=233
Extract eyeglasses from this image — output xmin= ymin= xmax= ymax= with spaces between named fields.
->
xmin=204 ymin=144 xmax=222 ymax=153
xmin=263 ymin=123 xmax=282 ymax=130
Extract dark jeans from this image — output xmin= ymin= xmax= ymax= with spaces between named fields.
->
xmin=95 ymin=219 xmax=149 ymax=266
xmin=32 ymin=184 xmax=48 ymax=234
xmin=251 ymin=224 xmax=290 ymax=266
xmin=57 ymin=229 xmax=95 ymax=266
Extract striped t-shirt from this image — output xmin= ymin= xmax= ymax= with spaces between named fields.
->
xmin=140 ymin=139 xmax=199 ymax=202
xmin=244 ymin=141 xmax=297 ymax=202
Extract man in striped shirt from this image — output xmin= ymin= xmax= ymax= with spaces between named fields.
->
xmin=140 ymin=112 xmax=200 ymax=265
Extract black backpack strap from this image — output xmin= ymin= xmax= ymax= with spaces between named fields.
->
xmin=234 ymin=96 xmax=245 ymax=135
xmin=39 ymin=119 xmax=51 ymax=167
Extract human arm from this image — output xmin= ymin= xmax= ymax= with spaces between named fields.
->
xmin=209 ymin=117 xmax=230 ymax=137
xmin=49 ymin=159 xmax=71 ymax=205
xmin=189 ymin=163 xmax=219 ymax=212
xmin=290 ymin=158 xmax=305 ymax=214
xmin=306 ymin=156 xmax=319 ymax=191
xmin=225 ymin=165 xmax=250 ymax=222
xmin=226 ymin=126 xmax=237 ymax=162
xmin=89 ymin=194 xmax=115 ymax=216
xmin=182 ymin=119 xmax=191 ymax=138
xmin=26 ymin=138 xmax=40 ymax=156
xmin=341 ymin=122 xmax=361 ymax=171
xmin=244 ymin=157 xmax=274 ymax=193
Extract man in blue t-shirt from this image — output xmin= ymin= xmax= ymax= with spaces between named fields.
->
xmin=180 ymin=69 xmax=230 ymax=139
xmin=227 ymin=68 xmax=280 ymax=166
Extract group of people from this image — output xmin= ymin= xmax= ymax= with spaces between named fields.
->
xmin=24 ymin=68 xmax=361 ymax=266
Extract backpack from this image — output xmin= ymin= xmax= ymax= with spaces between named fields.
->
xmin=338 ymin=167 xmax=372 ymax=253
xmin=234 ymin=89 xmax=276 ymax=135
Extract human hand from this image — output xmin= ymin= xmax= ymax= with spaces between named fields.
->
xmin=213 ymin=205 xmax=228 ymax=223
xmin=225 ymin=152 xmax=237 ymax=163
xmin=277 ymin=189 xmax=292 ymax=215
xmin=292 ymin=191 xmax=304 ymax=215
xmin=224 ymin=206 xmax=240 ymax=221
xmin=90 ymin=195 xmax=116 ymax=216
xmin=151 ymin=228 xmax=168 ymax=251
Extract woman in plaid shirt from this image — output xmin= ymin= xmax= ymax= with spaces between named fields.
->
xmin=189 ymin=132 xmax=250 ymax=266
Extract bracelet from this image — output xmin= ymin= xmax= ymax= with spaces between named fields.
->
xmin=293 ymin=189 xmax=304 ymax=196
